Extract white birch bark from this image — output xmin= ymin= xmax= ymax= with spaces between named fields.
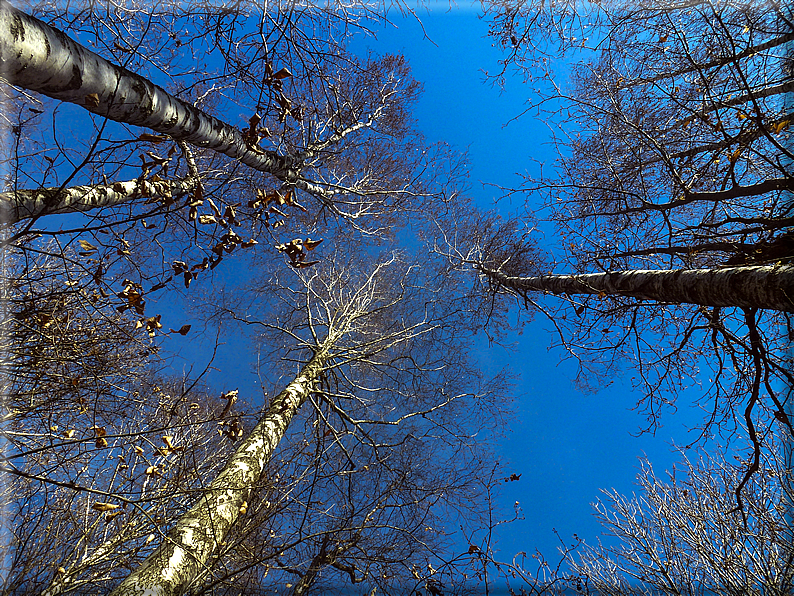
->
xmin=481 ymin=264 xmax=794 ymax=312
xmin=0 ymin=176 xmax=198 ymax=223
xmin=0 ymin=2 xmax=300 ymax=184
xmin=108 ymin=349 xmax=328 ymax=596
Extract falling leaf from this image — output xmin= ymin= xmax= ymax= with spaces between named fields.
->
xmin=78 ymin=239 xmax=98 ymax=253
xmin=169 ymin=324 xmax=191 ymax=336
xmin=303 ymin=238 xmax=323 ymax=251
xmin=92 ymin=502 xmax=119 ymax=512
xmin=84 ymin=93 xmax=100 ymax=108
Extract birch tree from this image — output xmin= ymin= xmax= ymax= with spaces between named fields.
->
xmin=0 ymin=1 xmax=448 ymax=243
xmin=87 ymin=252 xmax=504 ymax=595
xmin=440 ymin=1 xmax=794 ymax=506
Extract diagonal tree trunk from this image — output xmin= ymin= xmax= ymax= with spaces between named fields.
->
xmin=0 ymin=176 xmax=199 ymax=224
xmin=0 ymin=2 xmax=299 ymax=184
xmin=480 ymin=264 xmax=794 ymax=312
xmin=109 ymin=348 xmax=329 ymax=596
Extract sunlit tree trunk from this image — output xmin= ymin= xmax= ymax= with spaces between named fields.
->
xmin=481 ymin=264 xmax=794 ymax=312
xmin=0 ymin=2 xmax=297 ymax=181
xmin=0 ymin=177 xmax=199 ymax=223
xmin=109 ymin=349 xmax=329 ymax=596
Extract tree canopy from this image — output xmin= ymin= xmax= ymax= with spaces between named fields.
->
xmin=1 ymin=1 xmax=791 ymax=594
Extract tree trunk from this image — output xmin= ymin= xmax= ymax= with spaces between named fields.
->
xmin=481 ymin=264 xmax=794 ymax=312
xmin=0 ymin=2 xmax=297 ymax=182
xmin=0 ymin=176 xmax=198 ymax=223
xmin=109 ymin=349 xmax=328 ymax=596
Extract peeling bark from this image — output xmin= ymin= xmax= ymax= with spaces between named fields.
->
xmin=109 ymin=349 xmax=328 ymax=596
xmin=0 ymin=2 xmax=297 ymax=182
xmin=481 ymin=265 xmax=794 ymax=312
xmin=0 ymin=176 xmax=198 ymax=223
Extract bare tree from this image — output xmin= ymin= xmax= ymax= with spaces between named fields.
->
xmin=1 ymin=5 xmax=494 ymax=595
xmin=0 ymin=244 xmax=243 ymax=595
xmin=489 ymin=439 xmax=793 ymax=595
xmin=453 ymin=1 xmax=794 ymax=501
xmin=94 ymin=251 xmax=506 ymax=595
xmin=0 ymin=2 xmax=440 ymax=233
xmin=569 ymin=446 xmax=794 ymax=595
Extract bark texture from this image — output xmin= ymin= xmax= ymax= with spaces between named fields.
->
xmin=0 ymin=2 xmax=297 ymax=181
xmin=482 ymin=265 xmax=794 ymax=312
xmin=0 ymin=177 xmax=198 ymax=223
xmin=109 ymin=350 xmax=328 ymax=596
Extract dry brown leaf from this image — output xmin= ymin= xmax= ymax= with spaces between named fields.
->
xmin=92 ymin=502 xmax=119 ymax=512
xmin=78 ymin=239 xmax=98 ymax=253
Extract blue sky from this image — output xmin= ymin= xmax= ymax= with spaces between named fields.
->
xmin=350 ymin=9 xmax=713 ymax=563
xmin=6 ymin=4 xmax=788 ymax=592
xmin=83 ymin=4 xmax=716 ymax=568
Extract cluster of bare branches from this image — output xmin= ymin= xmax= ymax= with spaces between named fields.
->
xmin=3 ymin=1 xmax=792 ymax=594
xmin=458 ymin=0 xmax=794 ymax=502
xmin=0 ymin=3 xmax=509 ymax=595
xmin=493 ymin=440 xmax=794 ymax=595
xmin=423 ymin=1 xmax=794 ymax=593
